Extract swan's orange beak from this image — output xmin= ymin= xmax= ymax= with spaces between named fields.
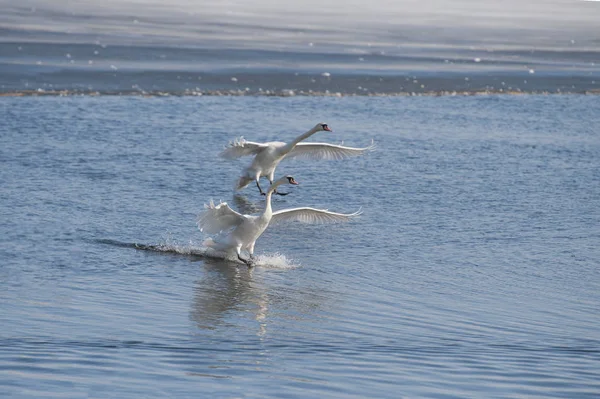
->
xmin=324 ymin=125 xmax=332 ymax=132
xmin=290 ymin=178 xmax=299 ymax=185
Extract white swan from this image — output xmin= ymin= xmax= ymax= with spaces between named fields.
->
xmin=220 ymin=123 xmax=375 ymax=195
xmin=198 ymin=175 xmax=361 ymax=266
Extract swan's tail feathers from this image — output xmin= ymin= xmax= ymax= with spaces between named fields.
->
xmin=236 ymin=176 xmax=253 ymax=191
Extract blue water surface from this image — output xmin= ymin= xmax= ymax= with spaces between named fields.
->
xmin=1 ymin=95 xmax=599 ymax=398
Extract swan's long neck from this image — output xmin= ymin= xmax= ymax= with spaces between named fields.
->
xmin=263 ymin=191 xmax=274 ymax=215
xmin=263 ymin=179 xmax=286 ymax=215
xmin=281 ymin=126 xmax=319 ymax=154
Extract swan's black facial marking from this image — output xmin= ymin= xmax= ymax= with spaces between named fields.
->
xmin=286 ymin=176 xmax=299 ymax=185
xmin=321 ymin=124 xmax=332 ymax=132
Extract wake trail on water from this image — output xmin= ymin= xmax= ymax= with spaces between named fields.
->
xmin=95 ymin=238 xmax=299 ymax=269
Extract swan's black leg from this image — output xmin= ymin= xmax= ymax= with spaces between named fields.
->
xmin=256 ymin=180 xmax=265 ymax=196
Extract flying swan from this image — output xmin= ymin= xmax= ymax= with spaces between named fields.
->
xmin=220 ymin=123 xmax=375 ymax=195
xmin=197 ymin=175 xmax=361 ymax=266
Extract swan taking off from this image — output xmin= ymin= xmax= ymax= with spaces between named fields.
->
xmin=197 ymin=175 xmax=361 ymax=267
xmin=220 ymin=123 xmax=375 ymax=195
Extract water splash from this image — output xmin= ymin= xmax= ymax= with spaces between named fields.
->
xmin=252 ymin=253 xmax=299 ymax=269
xmin=201 ymin=247 xmax=300 ymax=269
xmin=107 ymin=237 xmax=300 ymax=269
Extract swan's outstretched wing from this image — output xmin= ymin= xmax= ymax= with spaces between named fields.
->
xmin=284 ymin=140 xmax=375 ymax=161
xmin=220 ymin=137 xmax=269 ymax=159
xmin=271 ymin=207 xmax=362 ymax=225
xmin=197 ymin=200 xmax=245 ymax=234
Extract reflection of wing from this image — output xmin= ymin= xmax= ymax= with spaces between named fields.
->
xmin=219 ymin=137 xmax=269 ymax=159
xmin=198 ymin=200 xmax=245 ymax=234
xmin=271 ymin=207 xmax=362 ymax=225
xmin=285 ymin=140 xmax=375 ymax=161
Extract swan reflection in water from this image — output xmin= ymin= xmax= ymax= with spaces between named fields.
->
xmin=189 ymin=256 xmax=332 ymax=337
xmin=190 ymin=257 xmax=269 ymax=335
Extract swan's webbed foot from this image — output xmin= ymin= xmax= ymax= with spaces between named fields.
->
xmin=238 ymin=253 xmax=255 ymax=268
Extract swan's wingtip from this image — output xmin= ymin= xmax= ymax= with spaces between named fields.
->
xmin=219 ymin=136 xmax=247 ymax=158
xmin=230 ymin=136 xmax=246 ymax=146
xmin=204 ymin=199 xmax=227 ymax=210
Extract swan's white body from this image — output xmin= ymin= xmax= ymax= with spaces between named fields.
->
xmin=198 ymin=176 xmax=361 ymax=265
xmin=220 ymin=123 xmax=375 ymax=194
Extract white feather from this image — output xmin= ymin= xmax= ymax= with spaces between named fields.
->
xmin=197 ymin=200 xmax=245 ymax=234
xmin=271 ymin=207 xmax=362 ymax=225
xmin=219 ymin=137 xmax=268 ymax=159
xmin=285 ymin=140 xmax=376 ymax=161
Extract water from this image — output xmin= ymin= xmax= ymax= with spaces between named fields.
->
xmin=1 ymin=94 xmax=600 ymax=398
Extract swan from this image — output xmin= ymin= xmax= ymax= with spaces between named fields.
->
xmin=198 ymin=175 xmax=361 ymax=267
xmin=220 ymin=123 xmax=375 ymax=195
